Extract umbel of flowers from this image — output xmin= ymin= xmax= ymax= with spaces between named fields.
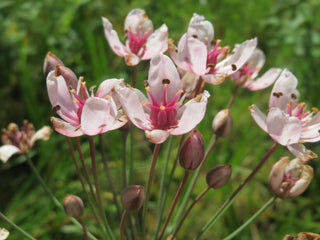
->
xmin=1 ymin=8 xmax=320 ymax=240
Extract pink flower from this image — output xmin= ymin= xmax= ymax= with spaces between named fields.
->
xmin=168 ymin=13 xmax=257 ymax=85
xmin=116 ymin=53 xmax=210 ymax=143
xmin=269 ymin=157 xmax=313 ymax=198
xmin=230 ymin=48 xmax=282 ymax=90
xmin=47 ymin=67 xmax=127 ymax=137
xmin=249 ymin=69 xmax=320 ymax=161
xmin=102 ymin=9 xmax=168 ymax=66
xmin=0 ymin=121 xmax=51 ymax=163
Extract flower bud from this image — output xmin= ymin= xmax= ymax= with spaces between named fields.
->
xmin=269 ymin=157 xmax=313 ymax=198
xmin=212 ymin=109 xmax=233 ymax=137
xmin=43 ymin=52 xmax=64 ymax=77
xmin=206 ymin=164 xmax=232 ymax=189
xmin=55 ymin=65 xmax=78 ymax=90
xmin=63 ymin=195 xmax=84 ymax=218
xmin=121 ymin=185 xmax=145 ymax=211
xmin=179 ymin=129 xmax=205 ymax=170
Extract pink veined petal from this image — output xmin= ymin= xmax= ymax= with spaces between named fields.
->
xmin=187 ymin=13 xmax=214 ymax=43
xmin=117 ymin=86 xmax=151 ymax=130
xmin=51 ymin=117 xmax=84 ymax=137
xmin=186 ymin=37 xmax=208 ymax=76
xmin=109 ymin=114 xmax=128 ymax=131
xmin=96 ymin=78 xmax=124 ymax=98
xmin=81 ymin=97 xmax=117 ymax=136
xmin=148 ymin=54 xmax=182 ymax=103
xmin=245 ymin=68 xmax=282 ymax=91
xmin=249 ymin=104 xmax=268 ymax=132
xmin=245 ymin=48 xmax=265 ymax=80
xmin=304 ymin=111 xmax=320 ymax=127
xmin=145 ymin=129 xmax=170 ymax=144
xmin=102 ymin=17 xmax=129 ymax=57
xmin=217 ymin=38 xmax=258 ymax=75
xmin=142 ymin=24 xmax=168 ymax=60
xmin=269 ymin=157 xmax=289 ymax=195
xmin=124 ymin=9 xmax=153 ymax=34
xmin=125 ymin=54 xmax=140 ymax=66
xmin=201 ymin=72 xmax=228 ymax=85
xmin=266 ymin=107 xmax=302 ymax=146
xmin=0 ymin=145 xmax=21 ymax=163
xmin=287 ymin=143 xmax=318 ymax=161
xmin=300 ymin=123 xmax=320 ymax=142
xmin=170 ymin=91 xmax=209 ymax=135
xmin=46 ymin=71 xmax=80 ymax=125
xmin=269 ymin=68 xmax=299 ymax=110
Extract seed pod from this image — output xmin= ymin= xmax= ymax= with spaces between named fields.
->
xmin=206 ymin=164 xmax=232 ymax=189
xmin=179 ymin=129 xmax=205 ymax=170
xmin=43 ymin=52 xmax=64 ymax=77
xmin=63 ymin=195 xmax=84 ymax=219
xmin=212 ymin=109 xmax=233 ymax=137
xmin=121 ymin=185 xmax=145 ymax=211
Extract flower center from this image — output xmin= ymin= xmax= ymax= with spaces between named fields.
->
xmin=239 ymin=62 xmax=259 ymax=77
xmin=144 ymin=80 xmax=183 ymax=130
xmin=206 ymin=40 xmax=227 ymax=74
xmin=287 ymin=101 xmax=316 ymax=125
xmin=127 ymin=25 xmax=151 ymax=56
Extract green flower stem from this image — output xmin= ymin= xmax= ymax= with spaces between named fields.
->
xmin=142 ymin=143 xmax=161 ymax=240
xmin=222 ymin=197 xmax=277 ymax=240
xmin=155 ymin=135 xmax=185 ymax=239
xmin=75 ymin=137 xmax=99 ymax=206
xmin=129 ymin=123 xmax=134 ymax=184
xmin=66 ymin=137 xmax=109 ymax=239
xmin=120 ymin=210 xmax=129 ymax=240
xmin=122 ymin=132 xmax=128 ymax=188
xmin=0 ymin=211 xmax=36 ymax=240
xmin=24 ymin=152 xmax=98 ymax=240
xmin=172 ymin=135 xmax=218 ymax=231
xmin=88 ymin=136 xmax=115 ymax=240
xmin=158 ymin=170 xmax=190 ymax=240
xmin=227 ymin=84 xmax=241 ymax=109
xmin=173 ymin=187 xmax=210 ymax=239
xmin=195 ymin=142 xmax=279 ymax=240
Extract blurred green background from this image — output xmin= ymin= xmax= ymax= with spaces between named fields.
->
xmin=0 ymin=0 xmax=320 ymax=239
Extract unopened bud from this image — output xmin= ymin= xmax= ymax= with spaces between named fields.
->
xmin=43 ymin=52 xmax=64 ymax=77
xmin=121 ymin=185 xmax=145 ymax=211
xmin=179 ymin=129 xmax=205 ymax=170
xmin=55 ymin=65 xmax=78 ymax=89
xmin=63 ymin=195 xmax=84 ymax=218
xmin=212 ymin=109 xmax=233 ymax=137
xmin=269 ymin=157 xmax=313 ymax=198
xmin=206 ymin=164 xmax=232 ymax=189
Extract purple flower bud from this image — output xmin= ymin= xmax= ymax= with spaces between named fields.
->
xmin=121 ymin=185 xmax=145 ymax=211
xmin=206 ymin=164 xmax=232 ymax=189
xmin=43 ymin=52 xmax=64 ymax=77
xmin=212 ymin=109 xmax=233 ymax=137
xmin=179 ymin=129 xmax=205 ymax=170
xmin=63 ymin=195 xmax=84 ymax=219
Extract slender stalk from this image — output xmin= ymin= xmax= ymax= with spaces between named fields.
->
xmin=142 ymin=143 xmax=161 ymax=239
xmin=122 ymin=132 xmax=128 ymax=188
xmin=154 ymin=135 xmax=185 ymax=239
xmin=195 ymin=143 xmax=279 ymax=240
xmin=99 ymin=134 xmax=122 ymax=220
xmin=129 ymin=123 xmax=134 ymax=184
xmin=66 ymin=137 xmax=107 ymax=236
xmin=173 ymin=187 xmax=210 ymax=239
xmin=0 ymin=211 xmax=36 ymax=240
xmin=75 ymin=137 xmax=99 ymax=206
xmin=227 ymin=84 xmax=241 ymax=109
xmin=156 ymin=137 xmax=173 ymax=227
xmin=158 ymin=170 xmax=190 ymax=240
xmin=172 ymin=135 xmax=218 ymax=231
xmin=120 ymin=210 xmax=129 ymax=240
xmin=24 ymin=152 xmax=98 ymax=240
xmin=88 ymin=136 xmax=115 ymax=240
xmin=222 ymin=197 xmax=277 ymax=240
xmin=132 ymin=65 xmax=138 ymax=88
xmin=79 ymin=218 xmax=91 ymax=240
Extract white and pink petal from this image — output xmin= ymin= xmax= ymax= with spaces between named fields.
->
xmin=0 ymin=145 xmax=21 ymax=163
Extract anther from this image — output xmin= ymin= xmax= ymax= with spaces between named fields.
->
xmin=162 ymin=79 xmax=170 ymax=85
xmin=192 ymin=35 xmax=198 ymax=39
xmin=231 ymin=64 xmax=237 ymax=71
xmin=52 ymin=105 xmax=61 ymax=113
xmin=291 ymin=93 xmax=297 ymax=100
xmin=143 ymin=80 xmax=149 ymax=88
xmin=273 ymin=92 xmax=283 ymax=98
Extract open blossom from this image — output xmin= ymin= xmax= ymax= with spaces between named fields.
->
xmin=0 ymin=121 xmax=51 ymax=163
xmin=116 ymin=53 xmax=209 ymax=144
xmin=0 ymin=228 xmax=9 ymax=240
xmin=269 ymin=157 xmax=313 ymax=198
xmin=230 ymin=48 xmax=282 ymax=90
xmin=47 ymin=65 xmax=128 ymax=137
xmin=168 ymin=13 xmax=257 ymax=85
xmin=249 ymin=68 xmax=320 ymax=161
xmin=102 ymin=9 xmax=168 ymax=66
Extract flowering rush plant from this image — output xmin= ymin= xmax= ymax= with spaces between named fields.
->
xmin=1 ymin=9 xmax=320 ymax=240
